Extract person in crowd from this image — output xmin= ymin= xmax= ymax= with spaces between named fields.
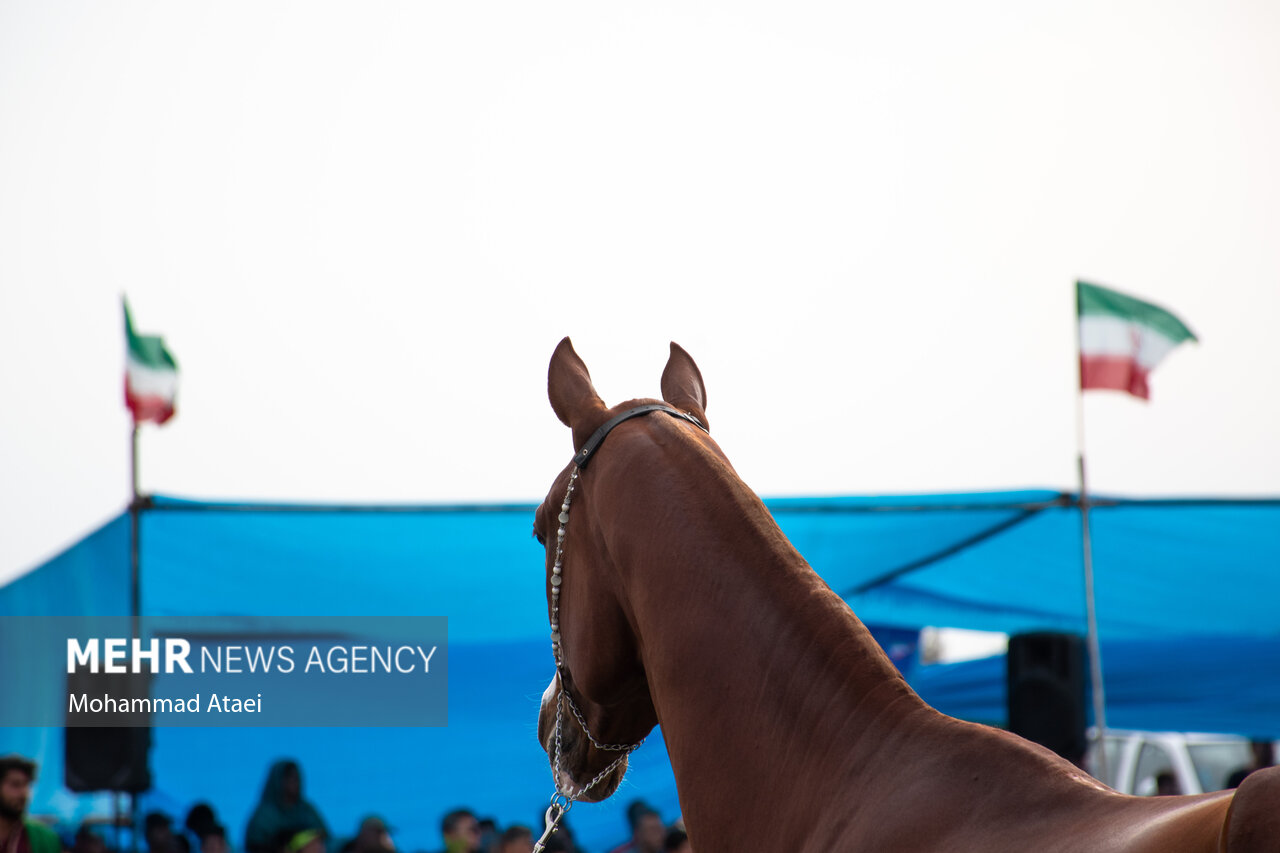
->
xmin=492 ymin=827 xmax=533 ymax=853
xmin=0 ymin=756 xmax=60 ymax=853
xmin=199 ymin=826 xmax=230 ymax=853
xmin=436 ymin=810 xmax=480 ymax=853
xmin=245 ymin=761 xmax=328 ymax=853
xmin=1227 ymin=739 xmax=1275 ymax=788
xmin=1154 ymin=771 xmax=1181 ymax=796
xmin=71 ymin=824 xmax=108 ymax=853
xmin=339 ymin=816 xmax=394 ymax=853
xmin=607 ymin=801 xmax=664 ymax=853
xmin=185 ymin=805 xmax=219 ymax=846
xmin=661 ymin=829 xmax=690 ymax=853
xmin=145 ymin=813 xmax=179 ymax=853
xmin=474 ymin=819 xmax=497 ymax=853
xmin=280 ymin=829 xmax=325 ymax=853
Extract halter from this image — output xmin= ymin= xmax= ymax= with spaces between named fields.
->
xmin=533 ymin=404 xmax=707 ymax=853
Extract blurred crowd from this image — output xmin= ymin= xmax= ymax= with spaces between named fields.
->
xmin=1 ymin=756 xmax=691 ymax=853
xmin=15 ymin=746 xmax=1274 ymax=853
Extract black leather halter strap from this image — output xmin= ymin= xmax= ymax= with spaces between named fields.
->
xmin=572 ymin=404 xmax=707 ymax=470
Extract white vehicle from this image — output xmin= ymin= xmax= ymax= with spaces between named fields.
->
xmin=1087 ymin=729 xmax=1256 ymax=795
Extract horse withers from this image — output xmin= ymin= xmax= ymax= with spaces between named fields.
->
xmin=532 ymin=337 xmax=1280 ymax=852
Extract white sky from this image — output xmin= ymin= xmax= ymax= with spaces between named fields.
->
xmin=2 ymin=1 xmax=1278 ymax=587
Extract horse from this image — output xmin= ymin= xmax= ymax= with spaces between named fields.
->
xmin=532 ymin=337 xmax=1280 ymax=852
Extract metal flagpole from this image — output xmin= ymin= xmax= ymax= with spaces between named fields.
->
xmin=1074 ymin=287 xmax=1110 ymax=784
xmin=131 ymin=424 xmax=140 ymax=635
xmin=129 ymin=423 xmax=142 ymax=853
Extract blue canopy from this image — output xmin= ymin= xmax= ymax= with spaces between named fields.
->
xmin=914 ymin=634 xmax=1280 ymax=738
xmin=2 ymin=491 xmax=1277 ymax=851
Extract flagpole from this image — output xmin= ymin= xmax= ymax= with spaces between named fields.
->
xmin=128 ymin=422 xmax=142 ymax=853
xmin=1074 ymin=283 xmax=1109 ymax=784
xmin=130 ymin=424 xmax=141 ymax=637
xmin=130 ymin=424 xmax=139 ymax=504
xmin=123 ymin=299 xmax=175 ymax=847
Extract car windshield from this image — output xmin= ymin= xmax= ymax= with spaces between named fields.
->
xmin=1187 ymin=742 xmax=1251 ymax=792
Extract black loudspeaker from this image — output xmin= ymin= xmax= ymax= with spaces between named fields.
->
xmin=65 ymin=668 xmax=153 ymax=793
xmin=65 ymin=727 xmax=152 ymax=792
xmin=1006 ymin=632 xmax=1086 ymax=762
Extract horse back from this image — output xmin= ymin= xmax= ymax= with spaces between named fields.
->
xmin=1225 ymin=764 xmax=1280 ymax=851
xmin=808 ymin=711 xmax=1240 ymax=853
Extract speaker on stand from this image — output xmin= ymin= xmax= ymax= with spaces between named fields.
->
xmin=64 ymin=668 xmax=153 ymax=793
xmin=1006 ymin=632 xmax=1087 ymax=764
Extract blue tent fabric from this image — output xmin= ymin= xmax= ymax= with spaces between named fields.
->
xmin=0 ymin=515 xmax=135 ymax=827
xmin=3 ymin=491 xmax=1278 ymax=851
xmin=832 ymin=499 xmax=1280 ymax=637
xmin=133 ymin=493 xmax=1280 ymax=642
xmin=913 ymin=635 xmax=1280 ymax=738
xmin=138 ymin=498 xmax=545 ymax=641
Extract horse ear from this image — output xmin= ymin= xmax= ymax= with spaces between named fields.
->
xmin=660 ymin=342 xmax=709 ymax=431
xmin=548 ymin=337 xmax=608 ymax=447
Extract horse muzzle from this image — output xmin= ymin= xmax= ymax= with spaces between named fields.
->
xmin=537 ymin=673 xmax=629 ymax=803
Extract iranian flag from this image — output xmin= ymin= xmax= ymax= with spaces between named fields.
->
xmin=1076 ymin=281 xmax=1196 ymax=400
xmin=124 ymin=299 xmax=179 ymax=425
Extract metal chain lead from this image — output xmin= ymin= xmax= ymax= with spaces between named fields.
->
xmin=565 ymin=690 xmax=644 ymax=751
xmin=554 ymin=692 xmax=635 ymax=796
xmin=534 ymin=466 xmax=645 ymax=853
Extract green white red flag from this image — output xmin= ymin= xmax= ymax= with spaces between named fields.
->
xmin=124 ymin=299 xmax=179 ymax=425
xmin=1076 ymin=281 xmax=1196 ymax=400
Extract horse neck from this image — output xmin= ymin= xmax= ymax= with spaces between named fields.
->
xmin=592 ymin=435 xmax=929 ymax=842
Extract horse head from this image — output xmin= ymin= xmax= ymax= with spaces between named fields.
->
xmin=533 ymin=337 xmax=710 ymax=803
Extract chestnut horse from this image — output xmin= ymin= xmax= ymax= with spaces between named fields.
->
xmin=533 ymin=338 xmax=1279 ymax=852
